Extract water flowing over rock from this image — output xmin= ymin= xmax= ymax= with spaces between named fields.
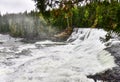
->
xmin=88 ymin=39 xmax=120 ymax=82
xmin=0 ymin=28 xmax=117 ymax=82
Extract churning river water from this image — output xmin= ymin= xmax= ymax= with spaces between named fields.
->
xmin=0 ymin=28 xmax=117 ymax=82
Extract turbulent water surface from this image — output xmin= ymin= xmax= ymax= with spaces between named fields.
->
xmin=0 ymin=28 xmax=117 ymax=82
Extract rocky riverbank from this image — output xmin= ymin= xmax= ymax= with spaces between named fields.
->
xmin=87 ymin=39 xmax=120 ymax=82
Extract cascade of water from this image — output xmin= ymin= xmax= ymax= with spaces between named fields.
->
xmin=0 ymin=28 xmax=116 ymax=82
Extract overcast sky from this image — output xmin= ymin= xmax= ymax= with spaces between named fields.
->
xmin=0 ymin=0 xmax=36 ymax=15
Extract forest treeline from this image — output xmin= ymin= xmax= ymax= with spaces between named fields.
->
xmin=0 ymin=0 xmax=120 ymax=40
xmin=33 ymin=0 xmax=120 ymax=32
xmin=0 ymin=11 xmax=56 ymax=40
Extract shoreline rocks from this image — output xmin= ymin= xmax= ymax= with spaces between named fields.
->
xmin=87 ymin=40 xmax=120 ymax=82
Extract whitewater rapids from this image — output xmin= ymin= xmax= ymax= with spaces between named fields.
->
xmin=0 ymin=28 xmax=116 ymax=82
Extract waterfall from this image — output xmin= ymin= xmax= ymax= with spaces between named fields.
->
xmin=0 ymin=28 xmax=116 ymax=82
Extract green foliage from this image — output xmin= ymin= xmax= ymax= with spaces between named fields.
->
xmin=33 ymin=0 xmax=85 ymax=29
xmin=49 ymin=9 xmax=67 ymax=30
xmin=0 ymin=0 xmax=120 ymax=39
xmin=44 ymin=1 xmax=120 ymax=32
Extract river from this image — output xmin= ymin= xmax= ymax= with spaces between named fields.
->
xmin=0 ymin=28 xmax=117 ymax=82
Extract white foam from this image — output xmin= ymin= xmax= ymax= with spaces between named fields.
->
xmin=0 ymin=28 xmax=116 ymax=82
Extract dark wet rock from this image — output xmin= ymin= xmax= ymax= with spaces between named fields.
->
xmin=0 ymin=52 xmax=15 ymax=58
xmin=35 ymin=44 xmax=44 ymax=49
xmin=1 ymin=61 xmax=15 ymax=66
xmin=9 ymin=46 xmax=19 ymax=52
xmin=87 ymin=69 xmax=120 ymax=82
xmin=0 ymin=42 xmax=3 ymax=44
xmin=21 ymin=35 xmax=66 ymax=43
xmin=15 ymin=49 xmax=31 ymax=56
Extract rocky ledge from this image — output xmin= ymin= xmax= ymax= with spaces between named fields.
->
xmin=87 ymin=40 xmax=120 ymax=82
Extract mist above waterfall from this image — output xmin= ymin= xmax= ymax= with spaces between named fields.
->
xmin=0 ymin=13 xmax=57 ymax=41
